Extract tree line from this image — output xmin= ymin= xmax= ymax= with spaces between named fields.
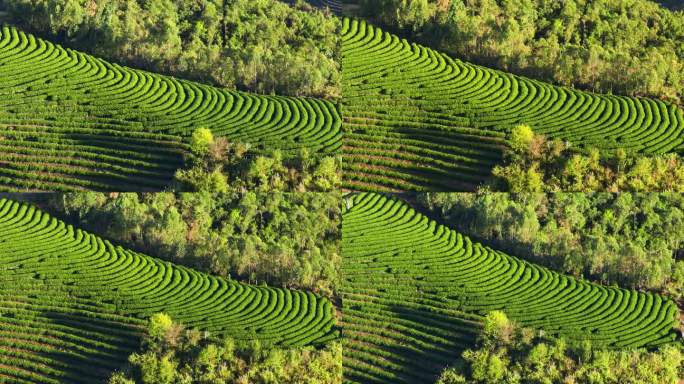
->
xmin=436 ymin=311 xmax=682 ymax=384
xmin=352 ymin=0 xmax=684 ymax=106
xmin=416 ymin=192 xmax=684 ymax=301
xmin=1 ymin=0 xmax=341 ymax=98
xmin=110 ymin=313 xmax=342 ymax=384
xmin=46 ymin=191 xmax=342 ymax=298
xmin=490 ymin=125 xmax=684 ymax=193
xmin=177 ymin=128 xmax=341 ymax=194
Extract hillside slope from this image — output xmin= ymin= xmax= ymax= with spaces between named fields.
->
xmin=341 ymin=18 xmax=684 ymax=191
xmin=341 ymin=193 xmax=680 ymax=383
xmin=0 ymin=26 xmax=342 ymax=192
xmin=0 ymin=199 xmax=337 ymax=383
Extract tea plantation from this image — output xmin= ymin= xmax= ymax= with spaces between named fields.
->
xmin=341 ymin=18 xmax=684 ymax=191
xmin=341 ymin=193 xmax=680 ymax=383
xmin=0 ymin=26 xmax=342 ymax=192
xmin=0 ymin=199 xmax=338 ymax=383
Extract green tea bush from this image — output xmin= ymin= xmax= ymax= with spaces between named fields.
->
xmin=342 ymin=193 xmax=680 ymax=383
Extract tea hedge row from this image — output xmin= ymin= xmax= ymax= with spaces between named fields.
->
xmin=341 ymin=193 xmax=680 ymax=383
xmin=0 ymin=199 xmax=337 ymax=383
xmin=0 ymin=26 xmax=342 ymax=191
xmin=341 ymin=19 xmax=684 ymax=191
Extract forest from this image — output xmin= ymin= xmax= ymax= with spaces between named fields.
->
xmin=43 ymin=191 xmax=342 ymax=297
xmin=0 ymin=0 xmax=341 ymax=98
xmin=490 ymin=125 xmax=684 ymax=192
xmin=346 ymin=0 xmax=684 ymax=192
xmin=0 ymin=193 xmax=342 ymax=383
xmin=339 ymin=3 xmax=684 ymax=193
xmin=109 ymin=314 xmax=342 ymax=384
xmin=351 ymin=0 xmax=684 ymax=105
xmin=177 ymin=128 xmax=341 ymax=194
xmin=416 ymin=192 xmax=684 ymax=300
xmin=342 ymin=192 xmax=682 ymax=384
xmin=436 ymin=311 xmax=682 ymax=384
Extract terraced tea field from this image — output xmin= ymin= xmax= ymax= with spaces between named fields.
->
xmin=341 ymin=18 xmax=684 ymax=191
xmin=341 ymin=193 xmax=680 ymax=383
xmin=0 ymin=198 xmax=338 ymax=383
xmin=0 ymin=26 xmax=342 ymax=192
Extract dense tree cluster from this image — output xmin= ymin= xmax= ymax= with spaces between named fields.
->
xmin=436 ymin=311 xmax=683 ymax=384
xmin=490 ymin=125 xmax=684 ymax=192
xmin=1 ymin=0 xmax=341 ymax=98
xmin=110 ymin=313 xmax=342 ymax=384
xmin=353 ymin=0 xmax=684 ymax=105
xmin=658 ymin=1 xmax=684 ymax=10
xmin=417 ymin=192 xmax=684 ymax=299
xmin=176 ymin=129 xmax=341 ymax=194
xmin=47 ymin=191 xmax=341 ymax=297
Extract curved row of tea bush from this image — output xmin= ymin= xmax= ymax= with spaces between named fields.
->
xmin=0 ymin=26 xmax=342 ymax=191
xmin=0 ymin=198 xmax=337 ymax=383
xmin=340 ymin=18 xmax=684 ymax=191
xmin=0 ymin=293 xmax=145 ymax=384
xmin=341 ymin=193 xmax=680 ymax=383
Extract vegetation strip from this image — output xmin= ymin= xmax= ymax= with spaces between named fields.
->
xmin=341 ymin=192 xmax=680 ymax=383
xmin=0 ymin=199 xmax=337 ymax=383
xmin=341 ymin=18 xmax=684 ymax=191
xmin=0 ymin=26 xmax=342 ymax=191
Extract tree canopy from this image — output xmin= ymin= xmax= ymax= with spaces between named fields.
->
xmin=2 ymin=0 xmax=341 ymax=98
xmin=110 ymin=313 xmax=342 ymax=384
xmin=490 ymin=128 xmax=684 ymax=193
xmin=46 ymin=191 xmax=342 ymax=297
xmin=417 ymin=192 xmax=684 ymax=299
xmin=353 ymin=0 xmax=684 ymax=105
xmin=436 ymin=311 xmax=683 ymax=384
xmin=175 ymin=129 xmax=342 ymax=194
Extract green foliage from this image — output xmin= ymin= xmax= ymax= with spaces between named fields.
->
xmin=175 ymin=138 xmax=342 ymax=193
xmin=481 ymin=311 xmax=513 ymax=347
xmin=509 ymin=125 xmax=535 ymax=154
xmin=417 ymin=192 xmax=684 ymax=297
xmin=435 ymin=369 xmax=467 ymax=384
xmin=127 ymin=353 xmax=177 ymax=384
xmin=47 ymin=191 xmax=341 ymax=296
xmin=2 ymin=0 xmax=341 ymax=98
xmin=148 ymin=314 xmax=174 ymax=346
xmin=355 ymin=0 xmax=684 ymax=105
xmin=342 ymin=193 xmax=680 ymax=384
xmin=492 ymin=163 xmax=544 ymax=193
xmin=437 ymin=311 xmax=684 ymax=384
xmin=0 ymin=26 xmax=341 ymax=191
xmin=462 ymin=349 xmax=506 ymax=382
xmin=0 ymin=199 xmax=337 ymax=383
xmin=395 ymin=0 xmax=433 ymax=31
xmin=491 ymin=131 xmax=684 ymax=192
xmin=190 ymin=128 xmax=214 ymax=157
xmin=109 ymin=373 xmax=136 ymax=384
xmin=340 ymin=18 xmax=684 ymax=192
xmin=111 ymin=314 xmax=342 ymax=384
xmin=312 ymin=157 xmax=342 ymax=191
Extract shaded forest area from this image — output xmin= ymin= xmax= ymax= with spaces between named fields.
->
xmin=658 ymin=0 xmax=684 ymax=10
